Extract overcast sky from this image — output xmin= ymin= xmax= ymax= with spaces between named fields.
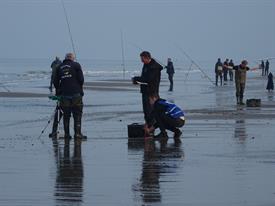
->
xmin=0 ymin=0 xmax=274 ymax=63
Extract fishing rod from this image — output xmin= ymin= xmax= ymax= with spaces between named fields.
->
xmin=0 ymin=82 xmax=11 ymax=92
xmin=61 ymin=0 xmax=77 ymax=59
xmin=129 ymin=42 xmax=166 ymax=67
xmin=175 ymin=44 xmax=215 ymax=85
xmin=120 ymin=30 xmax=126 ymax=79
xmin=255 ymin=57 xmax=275 ymax=61
xmin=184 ymin=62 xmax=193 ymax=83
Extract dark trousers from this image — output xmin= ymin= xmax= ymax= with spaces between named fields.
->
xmin=142 ymin=94 xmax=153 ymax=124
xmin=229 ymin=70 xmax=234 ymax=81
xmin=215 ymin=73 xmax=223 ymax=86
xmin=168 ymin=74 xmax=174 ymax=91
xmin=265 ymin=68 xmax=269 ymax=76
xmin=235 ymin=83 xmax=245 ymax=99
xmin=60 ymin=96 xmax=83 ymax=135
xmin=154 ymin=112 xmax=185 ymax=133
xmin=223 ymin=70 xmax=228 ymax=81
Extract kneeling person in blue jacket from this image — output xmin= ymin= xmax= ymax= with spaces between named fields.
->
xmin=146 ymin=94 xmax=185 ymax=144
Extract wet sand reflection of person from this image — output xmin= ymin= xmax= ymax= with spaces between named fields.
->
xmin=234 ymin=118 xmax=248 ymax=143
xmin=133 ymin=140 xmax=184 ymax=204
xmin=52 ymin=139 xmax=84 ymax=205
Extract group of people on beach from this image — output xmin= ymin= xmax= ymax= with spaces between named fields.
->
xmin=215 ymin=58 xmax=274 ymax=105
xmin=49 ymin=52 xmax=185 ymax=144
xmin=215 ymin=58 xmax=235 ymax=85
xmin=48 ymin=51 xmax=274 ymax=143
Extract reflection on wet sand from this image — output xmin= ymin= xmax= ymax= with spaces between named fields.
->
xmin=234 ymin=119 xmax=247 ymax=142
xmin=131 ymin=140 xmax=184 ymax=204
xmin=52 ymin=139 xmax=84 ymax=205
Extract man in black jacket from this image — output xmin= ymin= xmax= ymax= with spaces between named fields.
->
xmin=165 ymin=58 xmax=175 ymax=91
xmin=54 ymin=53 xmax=86 ymax=139
xmin=215 ymin=58 xmax=223 ymax=86
xmin=132 ymin=51 xmax=163 ymax=125
xmin=49 ymin=57 xmax=62 ymax=93
xmin=223 ymin=59 xmax=229 ymax=83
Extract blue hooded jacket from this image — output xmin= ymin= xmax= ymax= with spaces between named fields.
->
xmin=156 ymin=99 xmax=184 ymax=119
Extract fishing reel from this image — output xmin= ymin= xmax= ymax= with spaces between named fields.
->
xmin=48 ymin=95 xmax=61 ymax=101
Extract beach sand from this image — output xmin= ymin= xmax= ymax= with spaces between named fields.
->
xmin=0 ymin=71 xmax=274 ymax=205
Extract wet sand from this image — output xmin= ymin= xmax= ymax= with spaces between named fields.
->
xmin=0 ymin=72 xmax=275 ymax=205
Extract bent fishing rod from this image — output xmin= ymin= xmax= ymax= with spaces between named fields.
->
xmin=0 ymin=82 xmax=11 ymax=92
xmin=129 ymin=42 xmax=166 ymax=68
xmin=175 ymin=44 xmax=215 ymax=85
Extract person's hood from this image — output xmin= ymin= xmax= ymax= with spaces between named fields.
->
xmin=150 ymin=58 xmax=163 ymax=71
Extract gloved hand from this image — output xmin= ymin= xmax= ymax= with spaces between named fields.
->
xmin=132 ymin=77 xmax=138 ymax=85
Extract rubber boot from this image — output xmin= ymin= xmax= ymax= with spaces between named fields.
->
xmin=236 ymin=96 xmax=240 ymax=105
xmin=173 ymin=129 xmax=182 ymax=144
xmin=63 ymin=117 xmax=71 ymax=139
xmin=74 ymin=115 xmax=87 ymax=140
xmin=240 ymin=97 xmax=245 ymax=105
xmin=154 ymin=131 xmax=168 ymax=144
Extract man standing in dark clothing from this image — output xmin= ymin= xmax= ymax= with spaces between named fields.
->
xmin=49 ymin=56 xmax=62 ymax=138
xmin=50 ymin=57 xmax=62 ymax=93
xmin=165 ymin=58 xmax=175 ymax=91
xmin=223 ymin=59 xmax=229 ymax=83
xmin=215 ymin=58 xmax=223 ymax=86
xmin=261 ymin=60 xmax=265 ymax=76
xmin=54 ymin=53 xmax=86 ymax=139
xmin=234 ymin=60 xmax=250 ymax=105
xmin=265 ymin=60 xmax=270 ymax=76
xmin=228 ymin=59 xmax=234 ymax=81
xmin=132 ymin=51 xmax=163 ymax=125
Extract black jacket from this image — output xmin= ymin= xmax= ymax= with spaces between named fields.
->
xmin=215 ymin=61 xmax=223 ymax=74
xmin=54 ymin=59 xmax=84 ymax=96
xmin=166 ymin=61 xmax=175 ymax=74
xmin=133 ymin=58 xmax=163 ymax=95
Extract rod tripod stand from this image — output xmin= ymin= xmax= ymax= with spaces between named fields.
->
xmin=48 ymin=101 xmax=63 ymax=138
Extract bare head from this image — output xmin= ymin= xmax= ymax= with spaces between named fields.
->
xmin=140 ymin=51 xmax=151 ymax=64
xmin=149 ymin=93 xmax=160 ymax=105
xmin=65 ymin=53 xmax=75 ymax=61
xmin=241 ymin=60 xmax=248 ymax=67
xmin=168 ymin=58 xmax=172 ymax=62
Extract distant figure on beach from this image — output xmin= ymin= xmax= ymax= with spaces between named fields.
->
xmin=261 ymin=60 xmax=265 ymax=76
xmin=233 ymin=60 xmax=250 ymax=105
xmin=223 ymin=59 xmax=229 ymax=83
xmin=228 ymin=59 xmax=234 ymax=81
xmin=49 ymin=56 xmax=62 ymax=138
xmin=144 ymin=94 xmax=185 ymax=144
xmin=215 ymin=58 xmax=223 ymax=86
xmin=132 ymin=51 xmax=163 ymax=126
xmin=54 ymin=53 xmax=87 ymax=140
xmin=265 ymin=60 xmax=270 ymax=76
xmin=266 ymin=72 xmax=274 ymax=92
xmin=165 ymin=58 xmax=175 ymax=91
xmin=50 ymin=57 xmax=62 ymax=93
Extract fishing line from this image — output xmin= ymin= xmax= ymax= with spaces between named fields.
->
xmin=184 ymin=62 xmax=193 ymax=83
xmin=0 ymin=83 xmax=11 ymax=92
xmin=61 ymin=0 xmax=77 ymax=59
xmin=175 ymin=44 xmax=215 ymax=85
xmin=128 ymin=42 xmax=166 ymax=67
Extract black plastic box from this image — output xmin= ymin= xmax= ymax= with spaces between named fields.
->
xmin=127 ymin=123 xmax=145 ymax=138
